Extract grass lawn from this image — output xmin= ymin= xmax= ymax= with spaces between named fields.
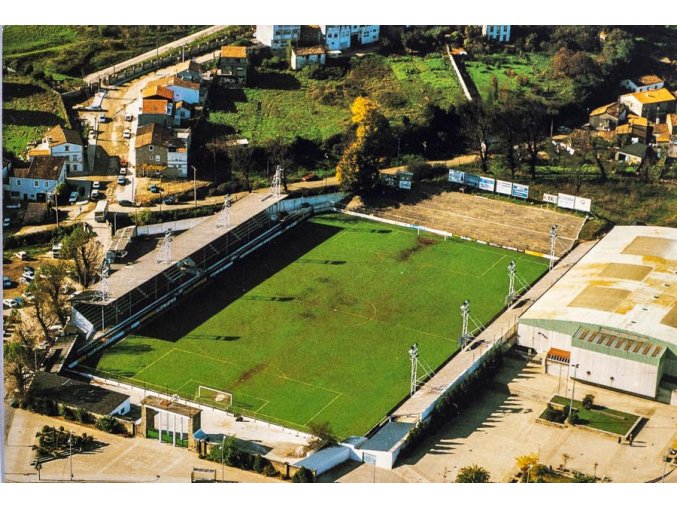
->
xmin=2 ymin=75 xmax=70 ymax=157
xmin=207 ymin=53 xmax=464 ymax=145
xmin=85 ymin=214 xmax=548 ymax=438
xmin=465 ymin=53 xmax=575 ymax=104
xmin=551 ymin=395 xmax=639 ymax=436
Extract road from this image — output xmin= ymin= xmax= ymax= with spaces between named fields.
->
xmin=83 ymin=26 xmax=227 ymax=84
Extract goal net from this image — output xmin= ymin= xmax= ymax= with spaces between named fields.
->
xmin=196 ymin=385 xmax=233 ymax=410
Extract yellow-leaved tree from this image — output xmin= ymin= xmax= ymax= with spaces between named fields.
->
xmin=336 ymin=96 xmax=390 ymax=193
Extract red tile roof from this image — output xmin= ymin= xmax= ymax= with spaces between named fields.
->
xmin=142 ymin=99 xmax=170 ymax=115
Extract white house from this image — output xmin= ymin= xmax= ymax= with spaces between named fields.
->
xmin=8 ymin=155 xmax=67 ymax=202
xmin=291 ymin=46 xmax=327 ymax=70
xmin=149 ymin=76 xmax=201 ymax=105
xmin=255 ymin=25 xmax=301 ymax=51
xmin=320 ymin=25 xmax=380 ymax=51
xmin=482 ymin=25 xmax=511 ymax=43
xmin=28 ymin=125 xmax=84 ymax=174
xmin=620 ymin=75 xmax=665 ymax=93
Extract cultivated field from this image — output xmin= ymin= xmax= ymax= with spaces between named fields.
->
xmin=85 ymin=214 xmax=548 ymax=438
xmin=350 ymin=186 xmax=586 ymax=256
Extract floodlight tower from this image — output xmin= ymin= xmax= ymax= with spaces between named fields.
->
xmin=549 ymin=224 xmax=559 ymax=271
xmin=216 ymin=195 xmax=232 ymax=229
xmin=270 ymin=165 xmax=283 ymax=198
xmin=156 ymin=229 xmax=173 ymax=264
xmin=507 ymin=260 xmax=517 ymax=305
xmin=409 ymin=343 xmax=419 ymax=397
xmin=460 ymin=299 xmax=470 ymax=348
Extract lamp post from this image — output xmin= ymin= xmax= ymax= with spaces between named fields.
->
xmin=68 ymin=431 xmax=74 ymax=481
xmin=191 ymin=165 xmax=197 ymax=209
xmin=568 ymin=363 xmax=580 ymax=419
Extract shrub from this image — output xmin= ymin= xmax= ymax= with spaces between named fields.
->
xmin=61 ymin=406 xmax=76 ymax=421
xmin=567 ymin=409 xmax=580 ymax=425
xmin=292 ymin=467 xmax=315 ymax=483
xmin=75 ymin=408 xmax=93 ymax=424
xmin=542 ymin=403 xmax=567 ymax=423
xmin=582 ymin=394 xmax=594 ymax=410
xmin=95 ymin=415 xmax=121 ymax=434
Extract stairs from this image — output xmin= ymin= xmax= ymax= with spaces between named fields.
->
xmin=392 ymin=464 xmax=431 ymax=483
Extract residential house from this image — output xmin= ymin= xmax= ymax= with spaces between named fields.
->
xmin=589 ymin=102 xmax=627 ymax=131
xmin=616 ymin=143 xmax=648 ymax=164
xmin=482 ymin=25 xmax=511 ymax=43
xmin=300 ymin=25 xmax=322 ymax=46
xmin=219 ymin=46 xmax=249 ymax=86
xmin=7 ymin=155 xmax=66 ymax=202
xmin=175 ymin=59 xmax=202 ymax=83
xmin=667 ymin=113 xmax=677 ymax=138
xmin=620 ymin=75 xmax=665 ymax=93
xmin=173 ymin=101 xmax=193 ymax=126
xmin=619 ymin=88 xmax=676 ymax=124
xmin=291 ymin=46 xmax=327 ymax=70
xmin=615 ymin=115 xmax=651 ymax=143
xmin=135 ymin=124 xmax=190 ymax=178
xmin=28 ymin=125 xmax=84 ymax=174
xmin=148 ymin=76 xmax=202 ymax=105
xmin=255 ymin=25 xmax=301 ymax=51
xmin=320 ymin=25 xmax=380 ymax=51
xmin=653 ymin=123 xmax=671 ymax=145
xmin=138 ymin=98 xmax=174 ymax=127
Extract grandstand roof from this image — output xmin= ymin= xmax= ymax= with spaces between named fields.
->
xmin=94 ymin=192 xmax=286 ymax=303
xmin=520 ymin=226 xmax=677 ymax=346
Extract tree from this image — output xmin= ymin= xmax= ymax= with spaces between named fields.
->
xmin=228 ymin=144 xmax=253 ymax=192
xmin=456 ymin=464 xmax=491 ymax=483
xmin=4 ymin=341 xmax=36 ymax=404
xmin=31 ymin=263 xmax=71 ymax=326
xmin=62 ymin=226 xmax=103 ymax=288
xmin=292 ymin=467 xmax=315 ymax=483
xmin=494 ymin=96 xmax=525 ymax=179
xmin=307 ymin=421 xmax=337 ymax=451
xmin=336 ymin=97 xmax=390 ymax=193
xmin=520 ymin=97 xmax=549 ymax=179
xmin=459 ymin=101 xmax=494 ymax=173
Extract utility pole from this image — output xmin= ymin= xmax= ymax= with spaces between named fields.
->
xmin=568 ymin=363 xmax=579 ymax=419
xmin=191 ymin=165 xmax=198 ymax=208
xmin=53 ymin=192 xmax=59 ymax=229
xmin=221 ymin=435 xmax=225 ymax=483
xmin=69 ymin=431 xmax=74 ymax=481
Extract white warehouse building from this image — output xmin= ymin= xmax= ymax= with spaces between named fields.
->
xmin=517 ymin=226 xmax=677 ymax=405
xmin=320 ymin=25 xmax=380 ymax=51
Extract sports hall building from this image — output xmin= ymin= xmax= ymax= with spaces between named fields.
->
xmin=518 ymin=226 xmax=677 ymax=404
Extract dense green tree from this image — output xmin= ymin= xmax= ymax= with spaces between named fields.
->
xmin=62 ymin=226 xmax=102 ymax=288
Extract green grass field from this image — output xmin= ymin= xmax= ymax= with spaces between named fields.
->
xmin=2 ymin=75 xmax=70 ymax=157
xmin=207 ymin=54 xmax=464 ymax=144
xmin=551 ymin=396 xmax=639 ymax=436
xmin=87 ymin=214 xmax=548 ymax=437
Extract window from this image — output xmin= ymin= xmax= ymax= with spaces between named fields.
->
xmin=155 ymin=155 xmax=161 ymax=163
xmin=149 ymin=145 xmax=154 ymax=152
xmin=34 ymin=180 xmax=39 ymax=187
xmin=15 ymin=179 xmax=21 ymax=186
xmin=66 ymin=164 xmax=71 ymax=172
xmin=44 ymin=181 xmax=49 ymax=187
xmin=65 ymin=145 xmax=69 ymax=151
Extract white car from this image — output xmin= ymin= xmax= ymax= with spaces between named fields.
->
xmin=119 ymin=167 xmax=127 ymax=176
xmin=3 ymin=299 xmax=19 ymax=309
xmin=92 ymin=181 xmax=101 ymax=190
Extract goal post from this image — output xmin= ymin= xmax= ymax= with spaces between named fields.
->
xmin=196 ymin=385 xmax=233 ymax=410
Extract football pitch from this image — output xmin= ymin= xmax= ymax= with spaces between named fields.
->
xmin=86 ymin=213 xmax=549 ymax=437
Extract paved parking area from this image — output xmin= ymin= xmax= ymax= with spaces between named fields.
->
xmin=3 ymin=408 xmax=278 ymax=483
xmin=398 ymin=355 xmax=677 ymax=483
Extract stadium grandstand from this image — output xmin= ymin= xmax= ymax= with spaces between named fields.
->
xmin=517 ymin=226 xmax=677 ymax=404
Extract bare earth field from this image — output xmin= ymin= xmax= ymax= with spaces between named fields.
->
xmin=350 ymin=185 xmax=586 ymax=256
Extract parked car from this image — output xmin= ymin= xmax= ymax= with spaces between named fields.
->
xmin=125 ymin=113 xmax=133 ymax=122
xmin=90 ymin=189 xmax=101 ymax=201
xmin=117 ymin=175 xmax=126 ymax=185
xmin=162 ymin=195 xmax=177 ymax=205
xmin=13 ymin=251 xmax=28 ymax=260
xmin=149 ymin=184 xmax=159 ymax=193
xmin=69 ymin=191 xmax=79 ymax=204
xmin=98 ymin=114 xmax=108 ymax=123
xmin=3 ymin=299 xmax=19 ymax=309
xmin=92 ymin=181 xmax=101 ymax=190
xmin=3 ymin=217 xmax=11 ymax=228
xmin=23 ymin=266 xmax=35 ymax=275
xmin=123 ymin=128 xmax=131 ymax=139
xmin=118 ymin=199 xmax=134 ymax=207
xmin=119 ymin=167 xmax=127 ymax=176
xmin=3 ymin=276 xmax=11 ymax=289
